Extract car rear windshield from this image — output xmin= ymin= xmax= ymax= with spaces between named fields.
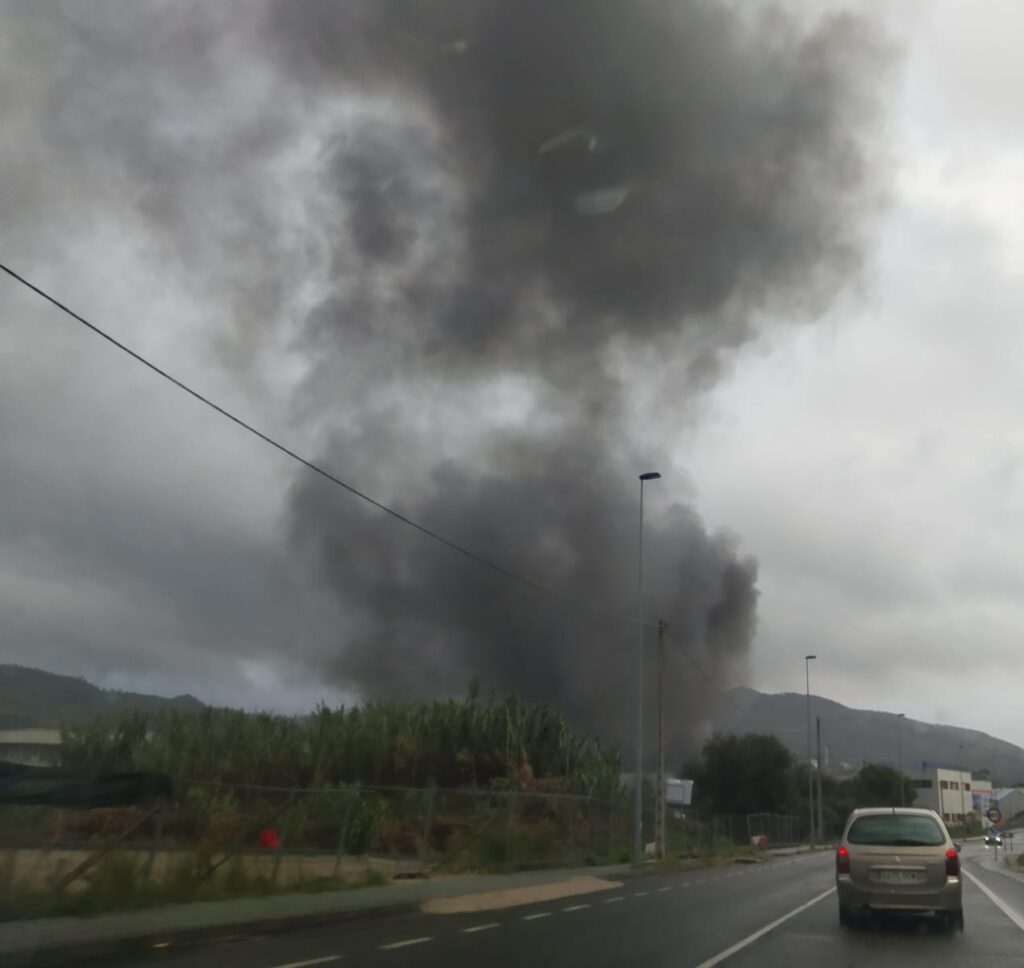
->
xmin=846 ymin=814 xmax=945 ymax=846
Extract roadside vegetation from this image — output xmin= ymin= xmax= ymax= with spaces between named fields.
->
xmin=59 ymin=685 xmax=621 ymax=798
xmin=6 ymin=701 xmax=934 ymax=921
xmin=685 ymin=732 xmax=919 ymax=840
xmin=0 ymin=850 xmax=389 ymax=921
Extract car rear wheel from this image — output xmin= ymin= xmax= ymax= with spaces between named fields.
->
xmin=945 ymin=909 xmax=964 ymax=933
xmin=838 ymin=905 xmax=852 ymax=929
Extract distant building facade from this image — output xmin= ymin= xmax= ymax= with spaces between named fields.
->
xmin=0 ymin=728 xmax=62 ymax=766
xmin=993 ymin=787 xmax=1024 ymax=822
xmin=970 ymin=778 xmax=993 ymax=812
xmin=908 ymin=766 xmax=973 ymax=822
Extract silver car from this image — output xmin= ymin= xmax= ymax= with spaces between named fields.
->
xmin=836 ymin=807 xmax=963 ymax=931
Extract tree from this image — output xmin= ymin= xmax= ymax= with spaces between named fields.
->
xmin=695 ymin=732 xmax=797 ymax=815
xmin=846 ymin=763 xmax=916 ymax=808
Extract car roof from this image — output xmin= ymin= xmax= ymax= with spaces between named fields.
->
xmin=846 ymin=807 xmax=940 ymax=818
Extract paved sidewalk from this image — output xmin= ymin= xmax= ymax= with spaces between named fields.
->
xmin=0 ymin=864 xmax=630 ymax=968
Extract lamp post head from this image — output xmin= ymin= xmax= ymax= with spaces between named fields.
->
xmin=805 ymin=654 xmax=817 ymax=662
xmin=639 ymin=472 xmax=662 ymax=481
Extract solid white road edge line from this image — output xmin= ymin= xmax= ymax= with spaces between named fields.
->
xmin=378 ymin=937 xmax=433 ymax=950
xmin=271 ymin=958 xmax=343 ymax=968
xmin=692 ymin=887 xmax=837 ymax=968
xmin=963 ymin=871 xmax=1024 ymax=932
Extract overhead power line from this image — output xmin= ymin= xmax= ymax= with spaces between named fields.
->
xmin=1 ymin=260 xmax=643 ymax=627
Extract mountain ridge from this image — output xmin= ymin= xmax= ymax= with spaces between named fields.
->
xmin=0 ymin=664 xmax=206 ymax=729
xmin=712 ymin=686 xmax=1024 ymax=783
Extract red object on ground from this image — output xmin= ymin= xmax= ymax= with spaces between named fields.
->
xmin=258 ymin=828 xmax=279 ymax=849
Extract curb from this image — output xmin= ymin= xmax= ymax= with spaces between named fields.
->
xmin=0 ymin=901 xmax=419 ymax=968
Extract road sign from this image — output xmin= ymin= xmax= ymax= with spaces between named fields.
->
xmin=987 ymin=807 xmax=1002 ymax=823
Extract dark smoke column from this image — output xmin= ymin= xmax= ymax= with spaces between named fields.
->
xmin=273 ymin=0 xmax=886 ymax=760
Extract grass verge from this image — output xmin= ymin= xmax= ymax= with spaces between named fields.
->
xmin=0 ymin=852 xmax=389 ymax=921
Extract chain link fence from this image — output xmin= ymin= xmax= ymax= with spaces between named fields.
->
xmin=746 ymin=812 xmax=800 ymax=846
xmin=661 ymin=810 xmax=800 ymax=855
xmin=1 ymin=783 xmax=801 ymax=918
xmin=1 ymin=782 xmax=633 ymax=905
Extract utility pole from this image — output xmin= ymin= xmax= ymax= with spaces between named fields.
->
xmin=634 ymin=471 xmax=661 ymax=867
xmin=816 ymin=717 xmax=824 ymax=842
xmin=957 ymin=745 xmax=968 ymax=835
xmin=896 ymin=714 xmax=905 ymax=807
xmin=805 ymin=655 xmax=816 ymax=842
xmin=656 ymin=620 xmax=666 ymax=860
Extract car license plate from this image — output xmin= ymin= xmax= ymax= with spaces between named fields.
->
xmin=876 ymin=870 xmax=918 ymax=883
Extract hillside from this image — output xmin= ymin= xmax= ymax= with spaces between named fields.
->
xmin=714 ymin=687 xmax=1024 ymax=784
xmin=0 ymin=665 xmax=205 ymax=728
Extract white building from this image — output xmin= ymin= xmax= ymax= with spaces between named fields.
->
xmin=908 ymin=766 xmax=974 ymax=823
xmin=0 ymin=727 xmax=62 ymax=766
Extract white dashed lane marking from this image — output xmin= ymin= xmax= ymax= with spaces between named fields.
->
xmin=271 ymin=957 xmax=343 ymax=968
xmin=378 ymin=937 xmax=433 ymax=951
xmin=273 ymin=868 xmax=821 ymax=963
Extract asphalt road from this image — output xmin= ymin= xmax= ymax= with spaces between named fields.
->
xmin=117 ymin=843 xmax=1024 ymax=968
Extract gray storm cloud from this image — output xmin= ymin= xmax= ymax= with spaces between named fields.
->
xmin=273 ymin=0 xmax=886 ymax=759
xmin=0 ymin=0 xmax=885 ymax=759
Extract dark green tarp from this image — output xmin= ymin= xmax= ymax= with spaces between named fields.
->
xmin=0 ymin=760 xmax=172 ymax=807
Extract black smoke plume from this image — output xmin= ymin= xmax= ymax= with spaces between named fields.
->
xmin=274 ymin=0 xmax=884 ymax=760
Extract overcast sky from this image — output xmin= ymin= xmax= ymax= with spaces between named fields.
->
xmin=4 ymin=2 xmax=1024 ymax=747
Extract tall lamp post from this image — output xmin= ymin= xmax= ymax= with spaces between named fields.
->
xmin=634 ymin=471 xmax=661 ymax=867
xmin=896 ymin=714 xmax=906 ymax=807
xmin=958 ymin=744 xmax=968 ymax=832
xmin=991 ymin=754 xmax=998 ymax=819
xmin=805 ymin=655 xmax=816 ymax=842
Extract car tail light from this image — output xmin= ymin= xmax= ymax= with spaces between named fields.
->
xmin=836 ymin=845 xmax=850 ymax=874
xmin=945 ymin=847 xmax=960 ymax=876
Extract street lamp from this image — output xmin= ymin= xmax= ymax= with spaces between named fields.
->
xmin=896 ymin=714 xmax=905 ymax=807
xmin=634 ymin=470 xmax=661 ymax=867
xmin=958 ymin=744 xmax=968 ymax=833
xmin=805 ymin=655 xmax=816 ymax=842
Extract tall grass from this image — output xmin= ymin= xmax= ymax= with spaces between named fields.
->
xmin=60 ymin=689 xmax=622 ymax=799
